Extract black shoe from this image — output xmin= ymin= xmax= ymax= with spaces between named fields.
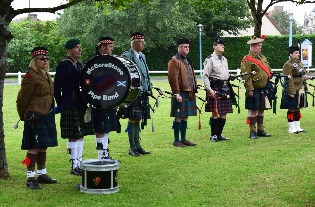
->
xmin=101 ymin=149 xmax=112 ymax=160
xmin=182 ymin=140 xmax=197 ymax=146
xmin=250 ymin=131 xmax=258 ymax=139
xmin=218 ymin=135 xmax=229 ymax=141
xmin=137 ymin=147 xmax=151 ymax=155
xmin=128 ymin=149 xmax=140 ymax=157
xmin=257 ymin=130 xmax=272 ymax=137
xmin=70 ymin=167 xmax=81 ymax=176
xmin=173 ymin=141 xmax=187 ymax=147
xmin=210 ymin=135 xmax=218 ymax=142
xmin=26 ymin=180 xmax=42 ymax=189
xmin=37 ymin=175 xmax=57 ymax=184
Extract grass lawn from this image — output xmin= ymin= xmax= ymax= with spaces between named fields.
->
xmin=1 ymin=79 xmax=315 ymax=207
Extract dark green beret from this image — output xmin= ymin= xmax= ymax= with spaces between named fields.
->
xmin=65 ymin=38 xmax=80 ymax=49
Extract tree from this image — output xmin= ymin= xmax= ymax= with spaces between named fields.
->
xmin=56 ymin=0 xmax=197 ymax=60
xmin=194 ymin=0 xmax=252 ymax=37
xmin=7 ymin=20 xmax=65 ymax=72
xmin=269 ymin=11 xmax=303 ymax=35
xmin=247 ymin=0 xmax=315 ymax=37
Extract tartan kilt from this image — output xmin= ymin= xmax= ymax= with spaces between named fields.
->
xmin=170 ymin=91 xmax=197 ymax=117
xmin=205 ymin=96 xmax=233 ymax=114
xmin=60 ymin=108 xmax=94 ymax=139
xmin=21 ymin=109 xmax=58 ymax=150
xmin=118 ymin=96 xmax=151 ymax=120
xmin=91 ymin=108 xmax=118 ymax=133
xmin=280 ymin=90 xmax=308 ymax=109
xmin=245 ymin=87 xmax=272 ymax=110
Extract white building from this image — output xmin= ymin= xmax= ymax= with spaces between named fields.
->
xmin=303 ymin=7 xmax=315 ymax=34
xmin=222 ymin=14 xmax=282 ymax=37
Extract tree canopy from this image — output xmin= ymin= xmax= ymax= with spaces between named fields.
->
xmin=269 ymin=11 xmax=303 ymax=35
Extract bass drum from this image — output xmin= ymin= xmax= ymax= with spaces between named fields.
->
xmin=80 ymin=55 xmax=141 ymax=109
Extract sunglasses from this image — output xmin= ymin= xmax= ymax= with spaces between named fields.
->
xmin=181 ymin=45 xmax=190 ymax=49
xmin=37 ymin=57 xmax=50 ymax=61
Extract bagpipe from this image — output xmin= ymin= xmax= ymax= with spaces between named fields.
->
xmin=269 ymin=72 xmax=292 ymax=114
xmin=305 ymin=82 xmax=315 ymax=107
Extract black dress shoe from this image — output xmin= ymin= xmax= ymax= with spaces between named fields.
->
xmin=210 ymin=135 xmax=218 ymax=142
xmin=257 ymin=130 xmax=272 ymax=137
xmin=250 ymin=131 xmax=258 ymax=139
xmin=37 ymin=175 xmax=57 ymax=184
xmin=128 ymin=149 xmax=140 ymax=156
xmin=70 ymin=167 xmax=81 ymax=176
xmin=218 ymin=135 xmax=230 ymax=141
xmin=26 ymin=180 xmax=42 ymax=189
xmin=137 ymin=147 xmax=151 ymax=155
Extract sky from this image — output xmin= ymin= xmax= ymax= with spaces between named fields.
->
xmin=11 ymin=0 xmax=315 ymax=25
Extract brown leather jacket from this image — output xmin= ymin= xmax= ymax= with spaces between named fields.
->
xmin=16 ymin=68 xmax=54 ymax=121
xmin=168 ymin=53 xmax=197 ymax=94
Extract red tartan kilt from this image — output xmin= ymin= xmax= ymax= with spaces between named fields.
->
xmin=205 ymin=95 xmax=233 ymax=114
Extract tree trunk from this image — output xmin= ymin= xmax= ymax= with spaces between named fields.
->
xmin=0 ymin=18 xmax=12 ymax=178
xmin=254 ymin=13 xmax=263 ymax=37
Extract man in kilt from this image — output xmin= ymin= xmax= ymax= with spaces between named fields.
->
xmin=281 ymin=45 xmax=308 ymax=133
xmin=54 ymin=38 xmax=94 ymax=175
xmin=168 ymin=38 xmax=198 ymax=147
xmin=17 ymin=47 xmax=57 ymax=189
xmin=202 ymin=38 xmax=232 ymax=142
xmin=120 ymin=32 xmax=151 ymax=156
xmin=92 ymin=36 xmax=119 ymax=159
xmin=241 ymin=36 xmax=272 ymax=139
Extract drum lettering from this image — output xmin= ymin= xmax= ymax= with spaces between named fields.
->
xmin=88 ymin=91 xmax=101 ymax=100
xmin=103 ymin=92 xmax=119 ymax=100
xmin=86 ymin=63 xmax=124 ymax=76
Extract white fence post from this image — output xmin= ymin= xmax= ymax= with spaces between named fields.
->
xmin=18 ymin=71 xmax=22 ymax=84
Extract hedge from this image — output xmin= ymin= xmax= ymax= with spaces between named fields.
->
xmin=143 ymin=34 xmax=315 ymax=72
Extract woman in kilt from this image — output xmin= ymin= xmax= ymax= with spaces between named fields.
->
xmin=202 ymin=38 xmax=232 ymax=142
xmin=281 ymin=45 xmax=308 ymax=133
xmin=54 ymin=38 xmax=94 ymax=175
xmin=17 ymin=47 xmax=58 ymax=189
xmin=168 ymin=38 xmax=198 ymax=147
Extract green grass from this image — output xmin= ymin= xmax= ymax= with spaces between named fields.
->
xmin=1 ymin=80 xmax=315 ymax=207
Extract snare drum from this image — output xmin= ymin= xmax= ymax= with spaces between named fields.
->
xmin=80 ymin=55 xmax=141 ymax=109
xmin=80 ymin=159 xmax=119 ymax=194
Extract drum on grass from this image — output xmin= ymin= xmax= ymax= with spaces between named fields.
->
xmin=80 ymin=159 xmax=120 ymax=194
xmin=80 ymin=55 xmax=141 ymax=109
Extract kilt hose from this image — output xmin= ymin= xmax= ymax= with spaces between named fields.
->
xmin=118 ymin=95 xmax=151 ymax=120
xmin=245 ymin=87 xmax=272 ymax=110
xmin=21 ymin=109 xmax=58 ymax=150
xmin=60 ymin=108 xmax=94 ymax=139
xmin=91 ymin=107 xmax=118 ymax=133
xmin=170 ymin=91 xmax=197 ymax=117
xmin=205 ymin=95 xmax=233 ymax=114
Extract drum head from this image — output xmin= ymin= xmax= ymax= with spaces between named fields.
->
xmin=80 ymin=55 xmax=132 ymax=109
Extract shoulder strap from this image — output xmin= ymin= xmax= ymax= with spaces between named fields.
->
xmin=245 ymin=55 xmax=272 ymax=78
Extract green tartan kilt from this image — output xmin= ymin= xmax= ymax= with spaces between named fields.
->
xmin=60 ymin=108 xmax=94 ymax=139
xmin=21 ymin=109 xmax=58 ymax=150
xmin=170 ymin=92 xmax=197 ymax=117
xmin=245 ymin=88 xmax=272 ymax=110
xmin=91 ymin=108 xmax=118 ymax=133
xmin=118 ymin=96 xmax=151 ymax=120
